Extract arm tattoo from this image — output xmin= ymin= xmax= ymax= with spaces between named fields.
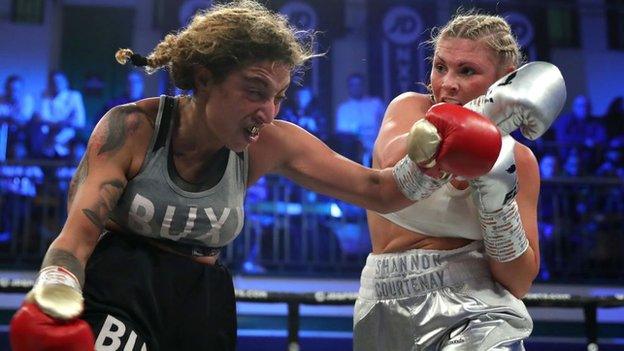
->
xmin=41 ymin=248 xmax=85 ymax=287
xmin=82 ymin=179 xmax=126 ymax=230
xmin=67 ymin=149 xmax=90 ymax=208
xmin=98 ymin=105 xmax=143 ymax=155
xmin=68 ymin=104 xmax=143 ymax=207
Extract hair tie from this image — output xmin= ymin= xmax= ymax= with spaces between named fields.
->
xmin=115 ymin=48 xmax=149 ymax=67
xmin=129 ymin=54 xmax=149 ymax=67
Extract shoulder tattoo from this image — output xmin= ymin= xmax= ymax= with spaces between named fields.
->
xmin=97 ymin=105 xmax=145 ymax=156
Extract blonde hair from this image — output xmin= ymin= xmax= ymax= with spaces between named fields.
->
xmin=429 ymin=11 xmax=525 ymax=69
xmin=116 ymin=0 xmax=317 ymax=90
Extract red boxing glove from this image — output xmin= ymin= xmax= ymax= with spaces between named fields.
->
xmin=407 ymin=103 xmax=501 ymax=179
xmin=10 ymin=302 xmax=94 ymax=351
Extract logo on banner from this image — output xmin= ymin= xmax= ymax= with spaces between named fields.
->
xmin=383 ymin=6 xmax=423 ymax=45
xmin=179 ymin=0 xmax=213 ymax=26
xmin=380 ymin=6 xmax=425 ymax=99
xmin=280 ymin=1 xmax=317 ymax=30
xmin=280 ymin=1 xmax=320 ymax=95
xmin=504 ymin=12 xmax=534 ymax=47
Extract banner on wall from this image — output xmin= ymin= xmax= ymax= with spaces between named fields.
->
xmin=267 ymin=0 xmax=344 ymax=118
xmin=153 ymin=0 xmax=342 ymax=112
xmin=153 ymin=0 xmax=214 ymax=31
xmin=367 ymin=1 xmax=437 ymax=103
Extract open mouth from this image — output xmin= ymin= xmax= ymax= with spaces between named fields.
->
xmin=245 ymin=125 xmax=260 ymax=139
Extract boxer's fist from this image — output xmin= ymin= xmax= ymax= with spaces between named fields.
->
xmin=407 ymin=103 xmax=501 ymax=179
xmin=10 ymin=302 xmax=94 ymax=351
xmin=464 ymin=61 xmax=566 ymax=140
xmin=10 ymin=266 xmax=94 ymax=351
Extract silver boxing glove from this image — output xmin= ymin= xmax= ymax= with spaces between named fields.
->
xmin=471 ymin=136 xmax=529 ymax=262
xmin=464 ymin=61 xmax=566 ymax=140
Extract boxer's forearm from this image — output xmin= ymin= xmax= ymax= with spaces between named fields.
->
xmin=489 ymin=247 xmax=539 ymax=298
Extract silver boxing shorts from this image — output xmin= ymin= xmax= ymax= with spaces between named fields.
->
xmin=353 ymin=241 xmax=532 ymax=351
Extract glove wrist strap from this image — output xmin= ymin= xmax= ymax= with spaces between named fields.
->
xmin=480 ymin=200 xmax=529 ymax=262
xmin=392 ymin=155 xmax=450 ymax=201
xmin=36 ymin=265 xmax=81 ymax=291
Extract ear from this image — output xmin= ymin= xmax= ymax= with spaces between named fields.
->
xmin=495 ymin=65 xmax=516 ymax=80
xmin=193 ymin=66 xmax=213 ymax=91
xmin=504 ymin=65 xmax=516 ymax=75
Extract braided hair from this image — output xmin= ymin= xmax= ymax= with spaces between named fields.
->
xmin=428 ymin=11 xmax=525 ymax=69
xmin=115 ymin=0 xmax=318 ymax=91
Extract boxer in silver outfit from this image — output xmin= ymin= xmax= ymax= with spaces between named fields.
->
xmin=354 ymin=12 xmax=566 ymax=351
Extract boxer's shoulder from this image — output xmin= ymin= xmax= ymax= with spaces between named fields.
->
xmin=89 ymin=100 xmax=157 ymax=176
xmin=383 ymin=92 xmax=432 ymax=125
xmin=390 ymin=92 xmax=431 ymax=107
xmin=389 ymin=92 xmax=431 ymax=112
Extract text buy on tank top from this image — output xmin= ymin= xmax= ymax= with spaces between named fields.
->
xmin=109 ymin=95 xmax=248 ymax=247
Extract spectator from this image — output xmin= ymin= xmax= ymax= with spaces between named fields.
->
xmin=0 ymin=140 xmax=44 ymax=242
xmin=99 ymin=71 xmax=146 ymax=123
xmin=562 ymin=149 xmax=585 ymax=177
xmin=604 ymin=96 xmax=623 ymax=139
xmin=557 ymin=94 xmax=608 ymax=151
xmin=334 ymin=73 xmax=385 ymax=166
xmin=281 ymin=85 xmax=328 ymax=140
xmin=560 ymin=149 xmax=598 ymax=225
xmin=54 ymin=137 xmax=88 ymax=221
xmin=596 ymin=141 xmax=624 ymax=178
xmin=0 ymin=140 xmax=43 ymax=196
xmin=0 ymin=75 xmax=35 ymax=160
xmin=241 ymin=176 xmax=270 ymax=274
xmin=555 ymin=148 xmax=599 ymax=279
xmin=38 ymin=71 xmax=86 ymax=157
xmin=594 ymin=139 xmax=624 ymax=272
xmin=537 ymin=153 xmax=561 ymax=280
xmin=540 ymin=153 xmax=560 ymax=179
xmin=0 ymin=75 xmax=35 ymax=127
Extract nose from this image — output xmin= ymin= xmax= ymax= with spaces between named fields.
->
xmin=441 ymin=74 xmax=459 ymax=94
xmin=259 ymin=99 xmax=279 ymax=124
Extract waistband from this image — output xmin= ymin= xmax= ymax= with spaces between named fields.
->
xmin=359 ymin=241 xmax=491 ymax=300
xmin=105 ymin=231 xmax=222 ymax=257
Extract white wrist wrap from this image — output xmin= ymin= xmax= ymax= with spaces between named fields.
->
xmin=480 ymin=200 xmax=529 ymax=262
xmin=36 ymin=266 xmax=82 ymax=291
xmin=29 ymin=265 xmax=84 ymax=320
xmin=392 ymin=155 xmax=449 ymax=201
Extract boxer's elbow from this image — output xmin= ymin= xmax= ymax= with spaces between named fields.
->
xmin=496 ymin=275 xmax=534 ymax=299
xmin=508 ymin=282 xmax=534 ymax=299
xmin=491 ymin=256 xmax=539 ymax=299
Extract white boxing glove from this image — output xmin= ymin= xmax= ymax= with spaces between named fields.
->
xmin=465 ymin=61 xmax=566 ymax=140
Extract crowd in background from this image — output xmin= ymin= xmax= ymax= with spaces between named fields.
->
xmin=3 ymin=70 xmax=622 ymax=180
xmin=1 ymin=69 xmax=623 ymax=282
xmin=531 ymin=94 xmax=624 ymax=179
xmin=0 ymin=71 xmax=143 ymax=243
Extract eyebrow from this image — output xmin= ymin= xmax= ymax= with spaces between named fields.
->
xmin=434 ymin=55 xmax=480 ymax=67
xmin=457 ymin=61 xmax=479 ymax=67
xmin=244 ymin=75 xmax=290 ymax=94
xmin=243 ymin=76 xmax=268 ymax=88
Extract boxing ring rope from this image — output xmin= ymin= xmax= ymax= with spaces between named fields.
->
xmin=1 ymin=278 xmax=623 ymax=350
